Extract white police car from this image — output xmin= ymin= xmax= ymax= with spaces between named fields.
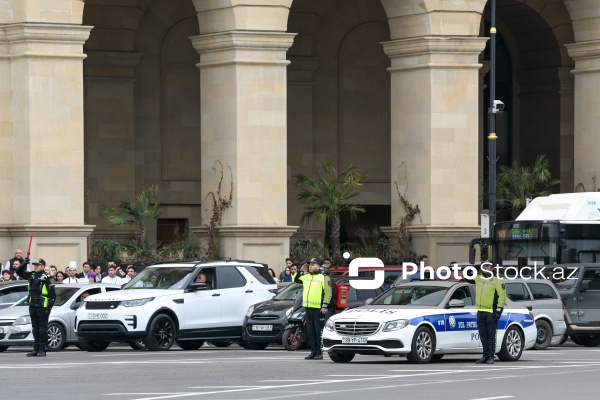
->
xmin=323 ymin=281 xmax=537 ymax=363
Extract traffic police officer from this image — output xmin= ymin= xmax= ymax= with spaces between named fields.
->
xmin=17 ymin=258 xmax=56 ymax=357
xmin=294 ymin=258 xmax=332 ymax=360
xmin=470 ymin=261 xmax=506 ymax=364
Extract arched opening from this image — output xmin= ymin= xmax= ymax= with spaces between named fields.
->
xmin=287 ymin=0 xmax=391 ymax=247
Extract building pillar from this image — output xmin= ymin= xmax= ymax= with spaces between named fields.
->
xmin=0 ymin=19 xmax=93 ymax=266
xmin=566 ymin=41 xmax=600 ymax=191
xmin=382 ymin=36 xmax=487 ymax=266
xmin=190 ymin=31 xmax=297 ymax=270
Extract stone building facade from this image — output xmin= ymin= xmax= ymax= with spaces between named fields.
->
xmin=0 ymin=0 xmax=597 ymax=270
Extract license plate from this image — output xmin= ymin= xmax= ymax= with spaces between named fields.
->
xmin=252 ymin=325 xmax=273 ymax=331
xmin=342 ymin=336 xmax=367 ymax=344
xmin=88 ymin=313 xmax=108 ymax=320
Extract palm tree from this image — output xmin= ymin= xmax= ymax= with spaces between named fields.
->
xmin=100 ymin=185 xmax=161 ymax=245
xmin=295 ymin=162 xmax=367 ymax=257
xmin=494 ymin=154 xmax=560 ymax=212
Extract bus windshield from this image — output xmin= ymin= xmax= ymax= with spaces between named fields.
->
xmin=494 ymin=221 xmax=559 ymax=267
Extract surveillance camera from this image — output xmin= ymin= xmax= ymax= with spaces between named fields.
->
xmin=492 ymin=100 xmax=505 ymax=112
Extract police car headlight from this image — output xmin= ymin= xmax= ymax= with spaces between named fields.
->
xmin=382 ymin=319 xmax=409 ymax=332
xmin=325 ymin=319 xmax=334 ymax=331
xmin=285 ymin=307 xmax=293 ymax=318
xmin=13 ymin=315 xmax=31 ymax=326
xmin=246 ymin=304 xmax=255 ymax=318
xmin=121 ymin=298 xmax=154 ymax=307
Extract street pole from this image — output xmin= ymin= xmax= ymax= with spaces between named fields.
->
xmin=488 ymin=0 xmax=498 ymax=260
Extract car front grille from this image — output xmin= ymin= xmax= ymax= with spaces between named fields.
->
xmin=335 ymin=321 xmax=380 ymax=336
xmin=251 ymin=315 xmax=279 ymax=320
xmin=86 ymin=301 xmax=121 ymax=310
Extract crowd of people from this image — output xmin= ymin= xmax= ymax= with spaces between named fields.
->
xmin=0 ymin=249 xmax=138 ymax=285
xmin=266 ymin=257 xmax=333 ymax=283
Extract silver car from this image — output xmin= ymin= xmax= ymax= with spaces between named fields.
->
xmin=0 ymin=283 xmax=121 ymax=352
xmin=504 ymin=278 xmax=566 ymax=350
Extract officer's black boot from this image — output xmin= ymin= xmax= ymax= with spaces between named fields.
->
xmin=26 ymin=346 xmax=39 ymax=357
xmin=37 ymin=345 xmax=47 ymax=357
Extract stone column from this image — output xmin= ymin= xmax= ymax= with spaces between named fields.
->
xmin=566 ymin=41 xmax=600 ymax=191
xmin=190 ymin=31 xmax=297 ymax=270
xmin=382 ymin=36 xmax=487 ymax=266
xmin=0 ymin=21 xmax=93 ymax=266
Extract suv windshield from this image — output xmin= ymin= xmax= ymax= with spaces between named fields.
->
xmin=372 ymin=286 xmax=448 ymax=306
xmin=273 ymin=283 xmax=302 ymax=300
xmin=123 ymin=266 xmax=195 ymax=290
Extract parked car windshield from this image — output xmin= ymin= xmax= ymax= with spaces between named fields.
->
xmin=371 ymin=286 xmax=448 ymax=306
xmin=274 ymin=283 xmax=302 ymax=300
xmin=123 ymin=267 xmax=195 ymax=290
xmin=16 ymin=286 xmax=80 ymax=307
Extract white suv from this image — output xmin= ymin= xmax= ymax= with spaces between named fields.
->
xmin=74 ymin=261 xmax=277 ymax=351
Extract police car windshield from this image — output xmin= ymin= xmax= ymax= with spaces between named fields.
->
xmin=123 ymin=267 xmax=195 ymax=290
xmin=371 ymin=286 xmax=448 ymax=306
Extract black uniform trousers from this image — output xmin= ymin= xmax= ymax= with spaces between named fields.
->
xmin=305 ymin=308 xmax=326 ymax=355
xmin=477 ymin=311 xmax=498 ymax=361
xmin=29 ymin=306 xmax=49 ymax=352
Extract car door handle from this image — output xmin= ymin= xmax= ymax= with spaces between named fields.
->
xmin=245 ymin=290 xmax=253 ymax=293
xmin=212 ymin=293 xmax=221 ymax=297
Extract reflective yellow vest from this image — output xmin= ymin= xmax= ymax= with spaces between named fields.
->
xmin=474 ymin=275 xmax=506 ymax=313
xmin=298 ymin=273 xmax=332 ymax=309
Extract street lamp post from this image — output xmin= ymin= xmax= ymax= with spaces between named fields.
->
xmin=487 ymin=0 xmax=499 ymax=258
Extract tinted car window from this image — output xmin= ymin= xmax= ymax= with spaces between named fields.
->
xmin=218 ymin=267 xmax=246 ymax=289
xmin=505 ymin=283 xmax=531 ymax=301
xmin=347 ymin=287 xmax=358 ymax=302
xmin=528 ymin=283 xmax=558 ymax=299
xmin=242 ymin=265 xmax=276 ymax=285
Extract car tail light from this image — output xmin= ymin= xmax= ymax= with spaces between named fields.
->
xmin=268 ymin=289 xmax=278 ymax=294
xmin=529 ymin=311 xmax=535 ymax=319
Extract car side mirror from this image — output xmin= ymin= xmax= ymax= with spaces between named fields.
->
xmin=364 ymin=298 xmax=373 ymax=305
xmin=447 ymin=299 xmax=465 ymax=308
xmin=580 ymin=280 xmax=591 ymax=292
xmin=70 ymin=302 xmax=81 ymax=310
xmin=189 ymin=282 xmax=207 ymax=292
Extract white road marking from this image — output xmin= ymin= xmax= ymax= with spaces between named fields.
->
xmin=467 ymin=397 xmax=514 ymax=400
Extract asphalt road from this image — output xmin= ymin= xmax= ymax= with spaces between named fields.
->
xmin=2 ymin=342 xmax=599 ymax=400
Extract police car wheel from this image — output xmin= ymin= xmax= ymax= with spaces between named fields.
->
xmin=144 ymin=314 xmax=176 ymax=351
xmin=0 ymin=346 xmax=7 ymax=352
xmin=47 ymin=322 xmax=66 ymax=352
xmin=407 ymin=326 xmax=435 ymax=364
xmin=533 ymin=319 xmax=552 ymax=350
xmin=329 ymin=351 xmax=355 ymax=363
xmin=498 ymin=326 xmax=524 ymax=361
xmin=176 ymin=339 xmax=205 ymax=350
